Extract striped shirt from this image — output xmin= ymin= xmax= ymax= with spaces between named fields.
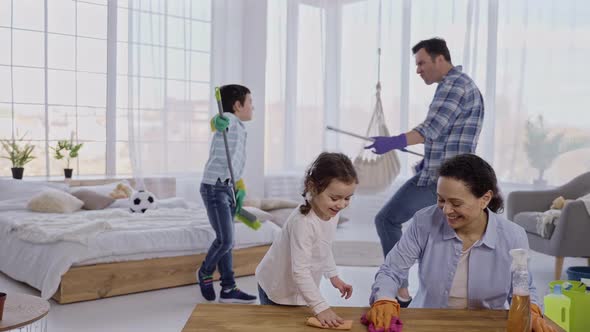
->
xmin=413 ymin=66 xmax=484 ymax=186
xmin=201 ymin=112 xmax=247 ymax=185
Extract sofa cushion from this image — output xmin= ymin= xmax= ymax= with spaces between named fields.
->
xmin=513 ymin=211 xmax=560 ymax=239
xmin=267 ymin=207 xmax=350 ymax=228
xmin=243 ymin=198 xmax=300 ymax=211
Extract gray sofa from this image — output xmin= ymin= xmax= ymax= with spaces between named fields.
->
xmin=507 ymin=172 xmax=590 ymax=280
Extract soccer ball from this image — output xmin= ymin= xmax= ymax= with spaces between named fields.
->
xmin=129 ymin=190 xmax=157 ymax=213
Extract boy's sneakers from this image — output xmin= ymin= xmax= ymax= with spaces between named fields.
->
xmin=219 ymin=287 xmax=257 ymax=304
xmin=197 ymin=268 xmax=216 ymax=301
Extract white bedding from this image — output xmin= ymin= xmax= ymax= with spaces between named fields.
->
xmin=0 ymin=205 xmax=280 ymax=300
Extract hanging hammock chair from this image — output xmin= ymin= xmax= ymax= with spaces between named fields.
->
xmin=352 ymin=80 xmax=401 ymax=194
xmin=353 ymin=0 xmax=400 ymax=194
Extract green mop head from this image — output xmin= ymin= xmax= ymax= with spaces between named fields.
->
xmin=235 ymin=209 xmax=262 ymax=230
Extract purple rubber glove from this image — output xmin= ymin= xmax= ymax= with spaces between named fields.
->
xmin=364 ymin=134 xmax=408 ymax=155
xmin=361 ymin=313 xmax=403 ymax=332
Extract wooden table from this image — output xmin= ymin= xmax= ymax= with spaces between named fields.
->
xmin=182 ymin=303 xmax=565 ymax=332
xmin=0 ymin=294 xmax=50 ymax=332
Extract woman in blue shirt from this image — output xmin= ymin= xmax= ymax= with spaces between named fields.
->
xmin=365 ymin=154 xmax=555 ymax=332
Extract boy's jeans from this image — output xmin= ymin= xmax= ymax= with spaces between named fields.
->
xmin=200 ymin=180 xmax=236 ymax=290
xmin=374 ymin=174 xmax=437 ymax=288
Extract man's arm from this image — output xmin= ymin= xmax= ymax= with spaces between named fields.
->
xmin=404 ymin=130 xmax=425 ymax=146
xmin=413 ymin=83 xmax=465 ymax=142
xmin=364 ymin=130 xmax=424 ymax=155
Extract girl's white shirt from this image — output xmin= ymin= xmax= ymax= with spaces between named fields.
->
xmin=255 ymin=207 xmax=339 ymax=314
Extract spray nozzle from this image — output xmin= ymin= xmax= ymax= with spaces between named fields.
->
xmin=510 ymin=248 xmax=529 ymax=270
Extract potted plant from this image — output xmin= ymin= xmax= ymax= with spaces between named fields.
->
xmin=52 ymin=139 xmax=83 ymax=179
xmin=525 ymin=115 xmax=588 ymax=187
xmin=0 ymin=135 xmax=36 ymax=179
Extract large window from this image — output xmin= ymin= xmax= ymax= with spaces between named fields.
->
xmin=265 ymin=0 xmax=590 ymax=186
xmin=0 ymin=0 xmax=212 ymax=177
xmin=116 ymin=0 xmax=212 ymax=175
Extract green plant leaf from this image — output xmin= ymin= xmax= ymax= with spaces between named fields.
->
xmin=525 ymin=115 xmax=590 ymax=181
xmin=0 ymin=134 xmax=36 ymax=167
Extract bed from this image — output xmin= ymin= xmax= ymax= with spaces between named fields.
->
xmin=0 ymin=177 xmax=280 ymax=304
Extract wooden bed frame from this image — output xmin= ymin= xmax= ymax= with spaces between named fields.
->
xmin=46 ymin=177 xmax=270 ymax=304
xmin=52 ymin=244 xmax=270 ymax=304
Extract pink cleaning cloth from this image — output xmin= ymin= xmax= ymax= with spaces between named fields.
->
xmin=360 ymin=313 xmax=403 ymax=332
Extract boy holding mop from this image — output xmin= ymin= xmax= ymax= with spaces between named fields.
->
xmin=198 ymin=84 xmax=257 ymax=303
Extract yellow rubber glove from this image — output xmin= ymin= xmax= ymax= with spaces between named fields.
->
xmin=365 ymin=299 xmax=400 ymax=330
xmin=531 ymin=303 xmax=557 ymax=332
xmin=236 ymin=179 xmax=246 ymax=191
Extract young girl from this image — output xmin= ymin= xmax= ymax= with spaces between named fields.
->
xmin=255 ymin=152 xmax=358 ymax=328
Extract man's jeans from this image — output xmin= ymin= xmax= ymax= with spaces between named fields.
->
xmin=374 ymin=174 xmax=437 ymax=288
xmin=200 ymin=180 xmax=236 ymax=290
xmin=258 ymin=284 xmax=278 ymax=305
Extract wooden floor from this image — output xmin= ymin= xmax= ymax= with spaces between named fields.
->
xmin=182 ymin=303 xmax=565 ymax=332
xmin=53 ymin=245 xmax=270 ymax=304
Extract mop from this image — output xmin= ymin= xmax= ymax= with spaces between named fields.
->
xmin=326 ymin=126 xmax=423 ymax=157
xmin=214 ymin=87 xmax=261 ymax=231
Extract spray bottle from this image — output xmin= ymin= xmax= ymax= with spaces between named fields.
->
xmin=507 ymin=248 xmax=531 ymax=332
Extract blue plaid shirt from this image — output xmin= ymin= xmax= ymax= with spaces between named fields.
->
xmin=413 ymin=66 xmax=484 ymax=186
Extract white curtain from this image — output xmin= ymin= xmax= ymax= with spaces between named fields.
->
xmin=123 ymin=0 xmax=212 ymax=197
xmin=124 ymin=0 xmax=268 ymax=199
xmin=264 ymin=0 xmax=328 ymax=173
xmin=494 ymin=0 xmax=590 ymax=185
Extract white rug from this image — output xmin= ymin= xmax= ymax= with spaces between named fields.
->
xmin=333 ymin=240 xmax=384 ymax=266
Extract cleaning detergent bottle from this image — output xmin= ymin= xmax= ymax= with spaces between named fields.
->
xmin=507 ymin=248 xmax=531 ymax=332
xmin=544 ymin=284 xmax=570 ymax=331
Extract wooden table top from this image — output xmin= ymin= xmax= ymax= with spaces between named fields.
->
xmin=182 ymin=303 xmax=565 ymax=332
xmin=0 ymin=293 xmax=50 ymax=332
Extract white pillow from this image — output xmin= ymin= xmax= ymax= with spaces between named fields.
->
xmin=242 ymin=206 xmax=274 ymax=223
xmin=27 ymin=189 xmax=84 ymax=213
xmin=109 ymin=198 xmax=129 ymax=209
xmin=109 ymin=197 xmax=189 ymax=210
xmin=70 ymin=180 xmax=130 ymax=197
xmin=0 ymin=180 xmax=69 ymax=202
xmin=158 ymin=197 xmax=189 ymax=209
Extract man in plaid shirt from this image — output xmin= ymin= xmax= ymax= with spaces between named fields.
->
xmin=365 ymin=37 xmax=484 ymax=307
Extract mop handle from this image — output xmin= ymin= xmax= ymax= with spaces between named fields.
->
xmin=325 ymin=125 xmax=424 ymax=157
xmin=326 ymin=125 xmax=374 ymax=142
xmin=215 ymin=87 xmax=237 ymax=193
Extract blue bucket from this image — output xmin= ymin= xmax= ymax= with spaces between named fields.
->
xmin=566 ymin=266 xmax=590 ymax=281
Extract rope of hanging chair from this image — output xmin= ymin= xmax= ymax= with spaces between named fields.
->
xmin=351 ymin=0 xmax=402 ymax=194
